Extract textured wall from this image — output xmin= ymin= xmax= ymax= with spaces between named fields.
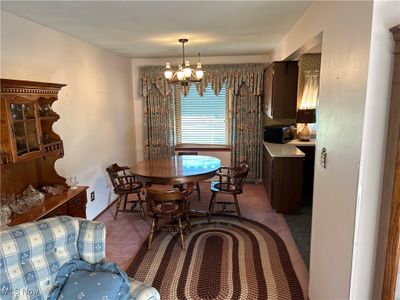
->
xmin=1 ymin=11 xmax=135 ymax=219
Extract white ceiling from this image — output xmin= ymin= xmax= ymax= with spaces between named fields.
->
xmin=1 ymin=1 xmax=312 ymax=58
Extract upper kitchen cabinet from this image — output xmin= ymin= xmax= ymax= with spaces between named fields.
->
xmin=263 ymin=61 xmax=299 ymax=119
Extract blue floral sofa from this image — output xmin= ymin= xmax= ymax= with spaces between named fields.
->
xmin=0 ymin=216 xmax=160 ymax=300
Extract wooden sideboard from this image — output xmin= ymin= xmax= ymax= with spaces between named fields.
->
xmin=9 ymin=186 xmax=88 ymax=226
xmin=1 ymin=79 xmax=88 ymax=225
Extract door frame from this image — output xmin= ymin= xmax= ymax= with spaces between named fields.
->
xmin=382 ymin=24 xmax=400 ymax=300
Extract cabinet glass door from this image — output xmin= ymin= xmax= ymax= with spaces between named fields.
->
xmin=9 ymin=100 xmax=41 ymax=159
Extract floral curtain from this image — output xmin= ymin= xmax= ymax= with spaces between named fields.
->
xmin=140 ymin=63 xmax=264 ymax=179
xmin=141 ymin=66 xmax=175 ymax=159
xmin=231 ymin=85 xmax=262 ymax=180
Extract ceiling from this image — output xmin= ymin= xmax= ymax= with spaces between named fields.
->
xmin=1 ymin=1 xmax=312 ymax=58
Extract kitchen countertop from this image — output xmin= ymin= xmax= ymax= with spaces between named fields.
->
xmin=263 ymin=142 xmax=305 ymax=158
xmin=263 ymin=139 xmax=316 ymax=158
xmin=287 ymin=139 xmax=316 ymax=146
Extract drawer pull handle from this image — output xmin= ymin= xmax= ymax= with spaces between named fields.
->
xmin=74 ymin=198 xmax=82 ymax=205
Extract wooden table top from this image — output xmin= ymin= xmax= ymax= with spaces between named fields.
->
xmin=130 ymin=155 xmax=221 ymax=184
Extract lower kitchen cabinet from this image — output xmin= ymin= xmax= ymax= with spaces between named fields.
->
xmin=297 ymin=145 xmax=316 ymax=206
xmin=263 ymin=146 xmax=304 ymax=214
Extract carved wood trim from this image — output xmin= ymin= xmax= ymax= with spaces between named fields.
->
xmin=1 ymin=88 xmax=60 ymax=94
xmin=382 ymin=24 xmax=400 ymax=300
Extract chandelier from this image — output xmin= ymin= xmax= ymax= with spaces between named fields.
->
xmin=164 ymin=38 xmax=204 ymax=85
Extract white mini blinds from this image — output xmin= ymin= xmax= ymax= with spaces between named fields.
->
xmin=175 ymin=84 xmax=230 ymax=145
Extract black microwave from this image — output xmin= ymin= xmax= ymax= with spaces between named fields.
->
xmin=264 ymin=125 xmax=295 ymax=144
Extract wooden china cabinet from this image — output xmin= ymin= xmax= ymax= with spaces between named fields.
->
xmin=0 ymin=79 xmax=87 ymax=226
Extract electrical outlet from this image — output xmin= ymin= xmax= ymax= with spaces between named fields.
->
xmin=90 ymin=191 xmax=95 ymax=201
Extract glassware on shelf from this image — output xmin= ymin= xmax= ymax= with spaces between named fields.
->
xmin=9 ymin=197 xmax=29 ymax=214
xmin=0 ymin=205 xmax=12 ymax=229
xmin=10 ymin=103 xmax=23 ymax=120
xmin=0 ymin=194 xmax=13 ymax=229
xmin=68 ymin=177 xmax=79 ymax=190
xmin=39 ymin=103 xmax=56 ymax=117
xmin=42 ymin=184 xmax=67 ymax=196
xmin=22 ymin=184 xmax=45 ymax=207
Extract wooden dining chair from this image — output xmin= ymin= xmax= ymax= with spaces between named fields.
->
xmin=106 ymin=163 xmax=145 ymax=219
xmin=146 ymin=188 xmax=191 ymax=250
xmin=177 ymin=151 xmax=201 ymax=202
xmin=208 ymin=163 xmax=250 ymax=222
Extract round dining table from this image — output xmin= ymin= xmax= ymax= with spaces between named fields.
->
xmin=130 ymin=155 xmax=221 ymax=185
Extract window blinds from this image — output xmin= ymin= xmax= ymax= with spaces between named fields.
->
xmin=175 ymin=84 xmax=229 ymax=145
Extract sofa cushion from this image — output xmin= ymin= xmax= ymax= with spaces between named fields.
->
xmin=0 ymin=216 xmax=80 ymax=300
xmin=48 ymin=259 xmax=131 ymax=300
xmin=76 ymin=219 xmax=106 ymax=264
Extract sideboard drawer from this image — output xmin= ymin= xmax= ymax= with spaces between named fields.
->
xmin=67 ymin=192 xmax=87 ymax=218
xmin=46 ymin=203 xmax=68 ymax=217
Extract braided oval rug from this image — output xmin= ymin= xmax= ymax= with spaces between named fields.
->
xmin=127 ymin=215 xmax=304 ymax=300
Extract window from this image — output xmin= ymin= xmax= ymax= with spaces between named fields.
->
xmin=175 ymin=84 xmax=230 ymax=145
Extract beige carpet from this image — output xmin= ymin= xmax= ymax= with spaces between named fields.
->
xmin=127 ymin=215 xmax=304 ymax=300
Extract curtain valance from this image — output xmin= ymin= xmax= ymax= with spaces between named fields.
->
xmin=140 ymin=63 xmax=265 ymax=97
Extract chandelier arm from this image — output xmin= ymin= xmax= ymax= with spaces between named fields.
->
xmin=182 ymin=41 xmax=185 ymax=65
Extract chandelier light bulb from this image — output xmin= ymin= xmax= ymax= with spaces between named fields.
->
xmin=183 ymin=61 xmax=192 ymax=79
xmin=195 ymin=62 xmax=204 ymax=80
xmin=177 ymin=65 xmax=185 ymax=81
xmin=164 ymin=62 xmax=173 ymax=80
xmin=164 ymin=39 xmax=204 ymax=84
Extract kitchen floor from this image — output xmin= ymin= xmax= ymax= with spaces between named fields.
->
xmin=96 ymin=182 xmax=309 ymax=298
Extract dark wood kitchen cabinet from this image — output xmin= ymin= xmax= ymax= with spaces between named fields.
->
xmin=263 ymin=61 xmax=299 ymax=119
xmin=297 ymin=145 xmax=316 ymax=206
xmin=262 ymin=145 xmax=304 ymax=214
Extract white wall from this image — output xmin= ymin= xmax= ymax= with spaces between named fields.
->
xmin=272 ymin=1 xmax=374 ymax=298
xmin=1 ymin=11 xmax=136 ymax=219
xmin=131 ymin=55 xmax=269 ymax=163
xmin=353 ymin=1 xmax=400 ymax=299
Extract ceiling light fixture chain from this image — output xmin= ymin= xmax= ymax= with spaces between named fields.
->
xmin=164 ymin=38 xmax=204 ymax=86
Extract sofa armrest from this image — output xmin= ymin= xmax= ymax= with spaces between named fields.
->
xmin=128 ymin=278 xmax=160 ymax=300
xmin=76 ymin=219 xmax=106 ymax=264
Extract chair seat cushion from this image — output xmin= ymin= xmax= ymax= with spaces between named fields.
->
xmin=48 ymin=260 xmax=131 ymax=300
